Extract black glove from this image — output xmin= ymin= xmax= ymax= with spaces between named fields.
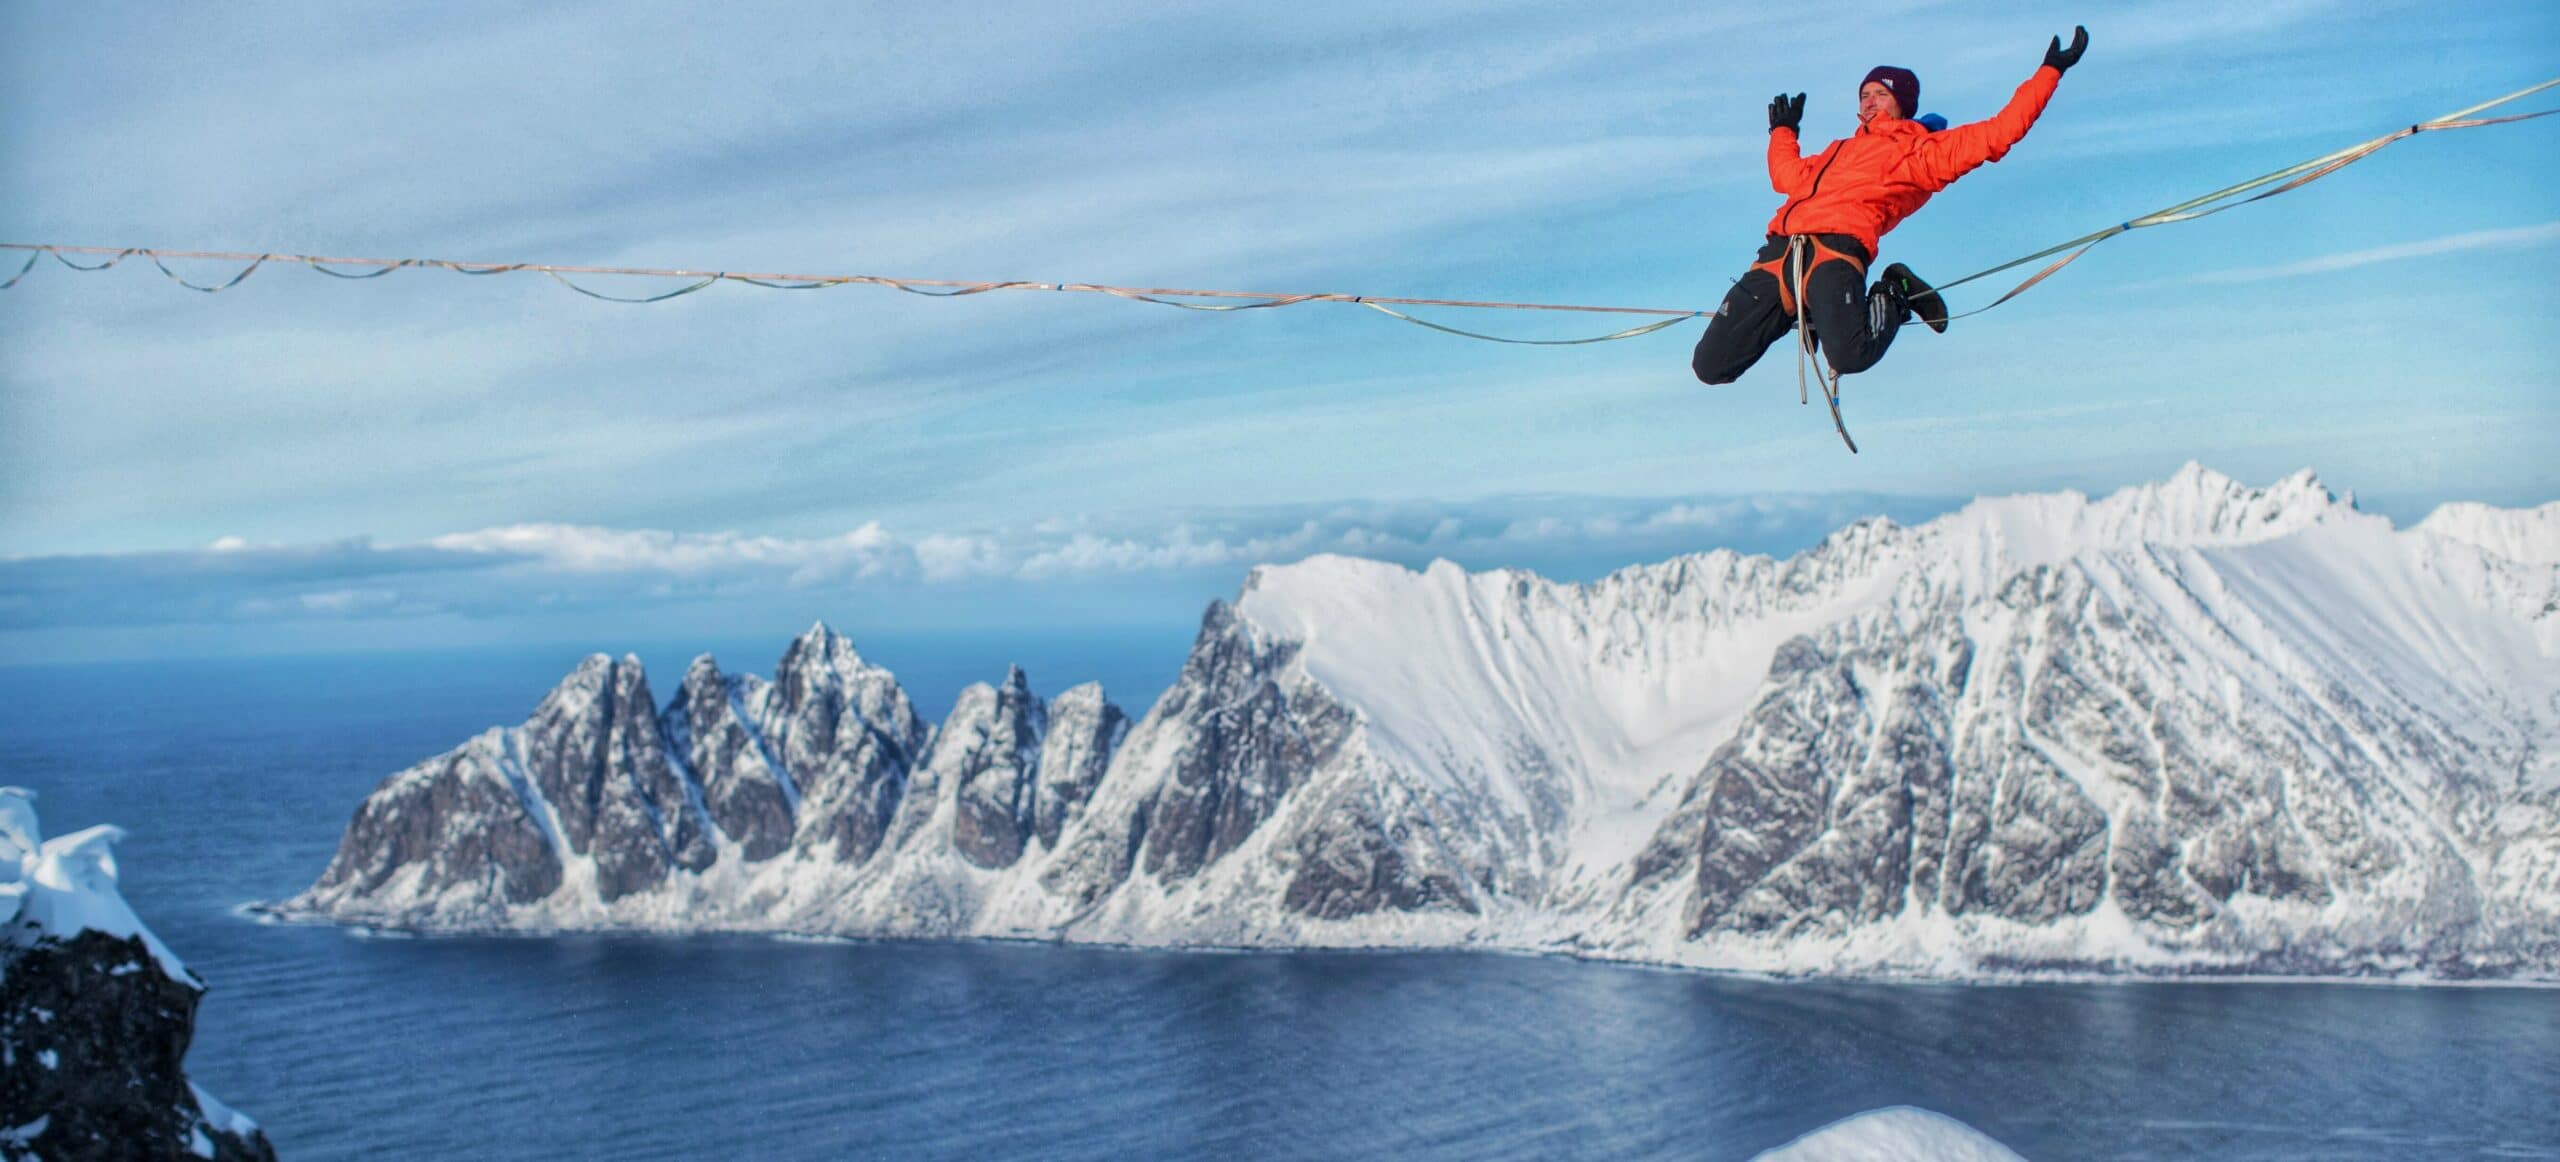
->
xmin=2043 ymin=25 xmax=2088 ymax=73
xmin=1768 ymin=92 xmax=1805 ymax=133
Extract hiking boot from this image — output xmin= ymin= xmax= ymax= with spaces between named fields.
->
xmin=1879 ymin=262 xmax=1948 ymax=333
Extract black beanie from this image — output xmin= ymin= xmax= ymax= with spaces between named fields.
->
xmin=1861 ymin=66 xmax=1920 ymax=118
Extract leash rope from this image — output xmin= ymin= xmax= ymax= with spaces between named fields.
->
xmin=1785 ymin=236 xmax=1859 ymax=453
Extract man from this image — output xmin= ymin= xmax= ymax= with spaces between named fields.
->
xmin=1692 ymin=27 xmax=2088 ymax=387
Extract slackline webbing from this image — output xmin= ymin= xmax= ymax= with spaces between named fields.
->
xmin=0 ymin=243 xmax=1704 ymax=343
xmin=3 ymin=75 xmax=2553 ymax=340
xmin=1926 ymin=75 xmax=2560 ymax=320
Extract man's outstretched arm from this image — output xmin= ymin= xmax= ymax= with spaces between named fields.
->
xmin=1906 ymin=26 xmax=2085 ymax=191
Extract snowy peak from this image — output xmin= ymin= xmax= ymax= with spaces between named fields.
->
xmin=1931 ymin=463 xmax=2354 ymax=576
xmin=2095 ymin=462 xmax=2349 ymax=546
xmin=778 ymin=620 xmax=878 ymax=679
xmin=790 ymin=618 xmax=856 ymax=657
xmin=535 ymin=652 xmax=630 ymax=719
xmin=2417 ymin=500 xmax=2560 ymax=565
xmin=770 ymin=620 xmax=926 ymax=760
xmin=2140 ymin=462 xmax=2345 ymax=537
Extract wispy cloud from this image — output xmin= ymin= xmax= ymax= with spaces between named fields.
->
xmin=2124 ymin=221 xmax=2560 ymax=289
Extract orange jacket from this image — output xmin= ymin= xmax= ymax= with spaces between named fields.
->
xmin=1764 ymin=65 xmax=2061 ymax=258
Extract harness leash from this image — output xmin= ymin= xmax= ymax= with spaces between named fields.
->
xmin=1783 ymin=236 xmax=1861 ymax=454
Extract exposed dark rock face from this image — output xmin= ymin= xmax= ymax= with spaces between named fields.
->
xmin=672 ymin=657 xmax=797 ymax=861
xmin=763 ymin=630 xmax=930 ymax=865
xmin=941 ymin=668 xmax=1042 ymax=869
xmin=1 ymin=930 xmax=272 ymax=1161
xmin=1032 ymin=684 xmax=1126 ymax=850
xmin=1633 ymin=635 xmax=1948 ymax=939
xmin=1282 ymin=787 xmax=1478 ymax=920
xmin=1627 ymin=585 xmax=2156 ymax=939
xmin=517 ymin=656 xmax=716 ymax=900
xmin=307 ymin=734 xmax=563 ymax=911
xmin=1137 ymin=602 xmax=1354 ymax=883
xmin=1034 ymin=602 xmax=1358 ymax=908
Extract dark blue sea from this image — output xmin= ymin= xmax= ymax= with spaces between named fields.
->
xmin=3 ymin=645 xmax=2556 ymax=1160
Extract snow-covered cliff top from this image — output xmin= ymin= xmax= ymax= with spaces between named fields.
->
xmin=0 ymin=787 xmax=192 ymax=983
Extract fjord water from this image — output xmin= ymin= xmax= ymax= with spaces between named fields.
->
xmin=5 ymin=650 xmax=2555 ymax=1160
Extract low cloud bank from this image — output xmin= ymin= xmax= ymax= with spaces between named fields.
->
xmin=3 ymin=491 xmax=1956 ymax=632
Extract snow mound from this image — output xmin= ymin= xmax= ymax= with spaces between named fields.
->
xmin=1753 ymin=1107 xmax=2028 ymax=1161
xmin=0 ymin=787 xmax=193 ymax=983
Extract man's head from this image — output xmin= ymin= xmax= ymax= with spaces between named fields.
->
xmin=1860 ymin=66 xmax=1919 ymax=125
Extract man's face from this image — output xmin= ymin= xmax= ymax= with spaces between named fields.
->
xmin=1859 ymin=81 xmax=1903 ymax=126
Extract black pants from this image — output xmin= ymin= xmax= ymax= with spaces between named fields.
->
xmin=1692 ymin=234 xmax=1904 ymax=385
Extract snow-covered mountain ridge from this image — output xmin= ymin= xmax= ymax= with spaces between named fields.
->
xmin=283 ymin=465 xmax=2560 ymax=980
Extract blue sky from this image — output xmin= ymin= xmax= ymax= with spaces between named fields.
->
xmin=3 ymin=0 xmax=2555 ymax=666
